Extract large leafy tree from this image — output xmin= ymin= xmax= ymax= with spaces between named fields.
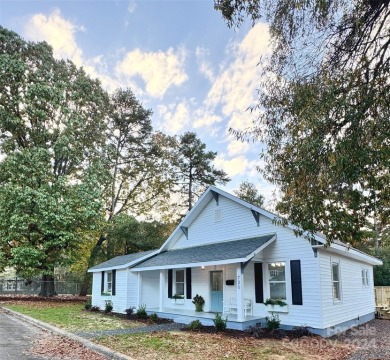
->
xmin=79 ymin=89 xmax=178 ymax=295
xmin=176 ymin=132 xmax=230 ymax=211
xmin=215 ymin=1 xmax=390 ymax=243
xmin=0 ymin=26 xmax=108 ymax=295
xmin=234 ymin=181 xmax=265 ymax=208
xmin=105 ymin=214 xmax=174 ymax=257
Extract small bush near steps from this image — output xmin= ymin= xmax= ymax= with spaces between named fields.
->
xmin=213 ymin=313 xmax=227 ymax=332
xmin=188 ymin=319 xmax=203 ymax=331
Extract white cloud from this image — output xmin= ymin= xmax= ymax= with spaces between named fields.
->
xmin=158 ymin=101 xmax=190 ymax=134
xmin=227 ymin=140 xmax=249 ymax=156
xmin=206 ymin=23 xmax=270 ymax=131
xmin=195 ymin=45 xmax=214 ymax=82
xmin=23 ymin=9 xmax=123 ymax=92
xmin=127 ymin=0 xmax=137 ymax=14
xmin=214 ymin=155 xmax=250 ymax=177
xmin=24 ymin=8 xmax=84 ymax=67
xmin=116 ymin=47 xmax=188 ymax=98
xmin=193 ymin=109 xmax=222 ymax=128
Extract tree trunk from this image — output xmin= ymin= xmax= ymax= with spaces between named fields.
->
xmin=39 ymin=274 xmax=56 ymax=297
xmin=79 ymin=234 xmax=106 ymax=296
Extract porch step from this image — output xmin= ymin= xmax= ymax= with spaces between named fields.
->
xmin=173 ymin=316 xmax=214 ymax=327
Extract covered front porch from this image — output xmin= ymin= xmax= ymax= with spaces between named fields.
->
xmin=146 ymin=306 xmax=264 ymax=330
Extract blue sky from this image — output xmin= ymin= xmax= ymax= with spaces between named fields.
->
xmin=0 ymin=0 xmax=277 ymax=207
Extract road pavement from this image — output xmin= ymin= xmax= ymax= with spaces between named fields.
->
xmin=0 ymin=309 xmax=46 ymax=360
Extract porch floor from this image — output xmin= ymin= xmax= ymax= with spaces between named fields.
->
xmin=147 ymin=307 xmax=264 ymax=330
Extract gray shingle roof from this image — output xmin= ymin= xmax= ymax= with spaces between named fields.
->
xmin=134 ymin=234 xmax=275 ymax=269
xmin=89 ymin=250 xmax=157 ymax=271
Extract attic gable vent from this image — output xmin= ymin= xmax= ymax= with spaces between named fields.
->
xmin=215 ymin=209 xmax=222 ymax=222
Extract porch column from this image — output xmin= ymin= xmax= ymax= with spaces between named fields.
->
xmin=137 ymin=272 xmax=142 ymax=308
xmin=159 ymin=270 xmax=165 ymax=312
xmin=236 ymin=264 xmax=245 ymax=322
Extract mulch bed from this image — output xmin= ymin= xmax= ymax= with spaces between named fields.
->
xmin=182 ymin=324 xmax=316 ymax=340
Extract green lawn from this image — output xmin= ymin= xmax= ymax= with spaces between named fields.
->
xmin=4 ymin=302 xmax=143 ymax=332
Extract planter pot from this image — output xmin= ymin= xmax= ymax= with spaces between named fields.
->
xmin=266 ymin=305 xmax=289 ymax=313
xmin=171 ymin=298 xmax=185 ymax=305
xmin=195 ymin=304 xmax=204 ymax=312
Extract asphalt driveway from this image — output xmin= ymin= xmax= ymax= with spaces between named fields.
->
xmin=0 ymin=308 xmax=45 ymax=360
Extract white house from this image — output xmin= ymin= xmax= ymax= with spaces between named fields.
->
xmin=89 ymin=186 xmax=382 ymax=336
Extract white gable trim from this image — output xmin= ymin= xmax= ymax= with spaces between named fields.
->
xmin=159 ymin=186 xmax=326 ymax=253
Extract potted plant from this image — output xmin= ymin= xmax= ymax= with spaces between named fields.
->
xmin=264 ymin=298 xmax=289 ymax=313
xmin=192 ymin=294 xmax=205 ymax=312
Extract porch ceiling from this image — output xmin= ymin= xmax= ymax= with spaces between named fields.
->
xmin=132 ymin=234 xmax=276 ymax=271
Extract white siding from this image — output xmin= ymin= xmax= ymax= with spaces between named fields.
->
xmin=319 ymin=250 xmax=375 ymax=328
xmin=111 ymin=269 xmax=127 ymax=313
xmin=173 ymin=196 xmax=267 ymax=249
xmin=127 ymin=271 xmax=138 ymax=309
xmin=169 ymin=195 xmax=323 ymax=328
xmin=91 ymin=270 xmax=129 ymax=313
xmin=140 ymin=271 xmax=160 ymax=309
xmin=91 ymin=272 xmax=102 ymax=308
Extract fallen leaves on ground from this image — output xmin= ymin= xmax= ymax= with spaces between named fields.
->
xmin=96 ymin=330 xmax=354 ymax=360
xmin=30 ymin=334 xmax=109 ymax=360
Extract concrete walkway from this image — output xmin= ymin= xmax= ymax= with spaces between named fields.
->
xmin=0 ymin=309 xmax=46 ymax=360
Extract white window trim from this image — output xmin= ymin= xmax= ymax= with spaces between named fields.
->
xmin=331 ymin=260 xmax=342 ymax=303
xmin=267 ymin=261 xmax=287 ymax=301
xmin=175 ymin=269 xmax=185 ymax=297
xmin=362 ymin=268 xmax=369 ymax=287
xmin=106 ymin=271 xmax=112 ymax=294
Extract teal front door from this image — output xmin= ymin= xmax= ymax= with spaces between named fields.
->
xmin=210 ymin=271 xmax=223 ymax=312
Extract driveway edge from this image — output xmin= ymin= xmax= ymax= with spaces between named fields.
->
xmin=1 ymin=307 xmax=134 ymax=360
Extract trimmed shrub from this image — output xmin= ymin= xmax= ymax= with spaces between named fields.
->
xmin=136 ymin=304 xmax=148 ymax=319
xmin=104 ymin=301 xmax=113 ymax=314
xmin=149 ymin=313 xmax=159 ymax=322
xmin=84 ymin=300 xmax=92 ymax=310
xmin=213 ymin=313 xmax=227 ymax=332
xmin=188 ymin=319 xmax=203 ymax=331
xmin=265 ymin=313 xmax=280 ymax=330
xmin=90 ymin=306 xmax=100 ymax=312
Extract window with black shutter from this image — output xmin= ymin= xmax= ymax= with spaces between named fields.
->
xmin=290 ymin=260 xmax=303 ymax=305
xmin=254 ymin=263 xmax=264 ymax=303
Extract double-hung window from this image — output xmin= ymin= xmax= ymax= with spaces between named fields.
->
xmin=175 ymin=270 xmax=185 ymax=296
xmin=106 ymin=271 xmax=112 ymax=294
xmin=362 ymin=269 xmax=369 ymax=287
xmin=332 ymin=262 xmax=341 ymax=300
xmin=268 ymin=262 xmax=286 ymax=300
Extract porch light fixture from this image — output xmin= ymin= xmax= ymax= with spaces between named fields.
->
xmin=201 ymin=266 xmax=205 ymax=270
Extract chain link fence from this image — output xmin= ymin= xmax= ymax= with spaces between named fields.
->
xmin=0 ymin=278 xmax=81 ymax=295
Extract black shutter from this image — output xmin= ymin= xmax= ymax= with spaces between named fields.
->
xmin=186 ymin=268 xmax=192 ymax=299
xmin=291 ymin=260 xmax=303 ymax=305
xmin=254 ymin=263 xmax=264 ymax=303
xmin=168 ymin=269 xmax=173 ymax=298
xmin=112 ymin=270 xmax=116 ymax=296
xmin=101 ymin=271 xmax=105 ymax=294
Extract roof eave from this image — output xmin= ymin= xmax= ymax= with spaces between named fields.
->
xmin=131 ymin=257 xmax=249 ymax=272
xmin=313 ymin=244 xmax=383 ymax=265
xmin=88 ymin=250 xmax=160 ymax=273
